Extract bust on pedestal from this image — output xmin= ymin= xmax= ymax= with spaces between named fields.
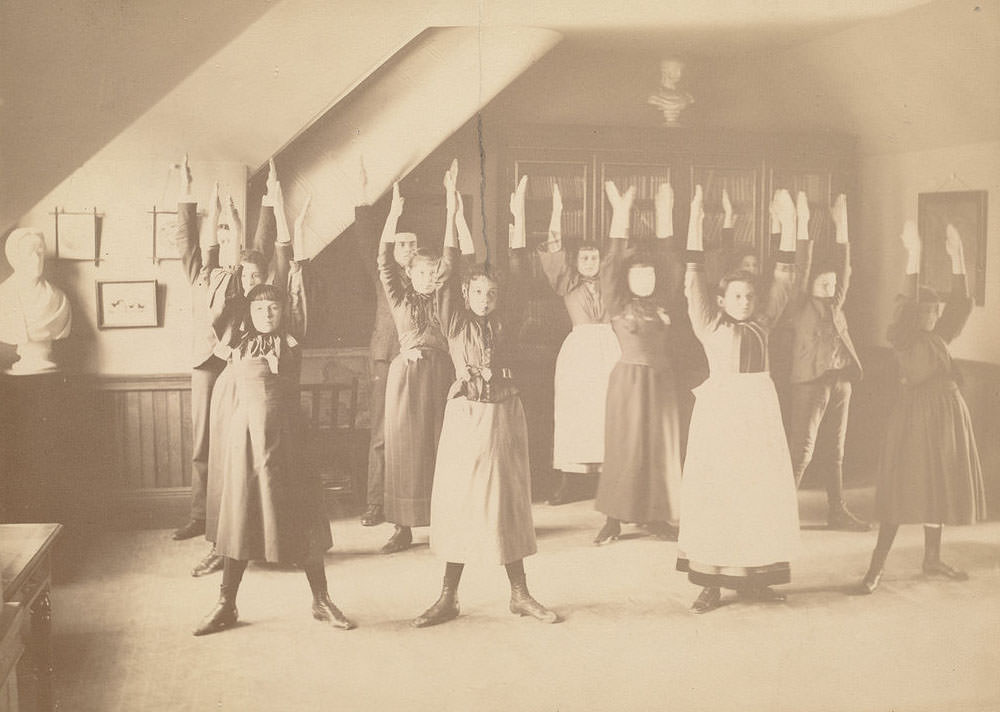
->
xmin=0 ymin=229 xmax=72 ymax=374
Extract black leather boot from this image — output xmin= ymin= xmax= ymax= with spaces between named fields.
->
xmin=547 ymin=472 xmax=570 ymax=505
xmin=827 ymin=501 xmax=871 ymax=531
xmin=360 ymin=504 xmax=385 ymax=527
xmin=193 ymin=599 xmax=238 ymax=636
xmin=509 ymin=581 xmax=559 ymax=623
xmin=380 ymin=525 xmax=413 ymax=554
xmin=690 ymin=587 xmax=721 ymax=614
xmin=922 ymin=525 xmax=968 ymax=580
xmin=593 ymin=517 xmax=621 ymax=545
xmin=173 ymin=519 xmax=206 ymax=540
xmin=412 ymin=584 xmax=460 ymax=628
xmin=312 ymin=594 xmax=356 ymax=629
xmin=191 ymin=547 xmax=224 ymax=577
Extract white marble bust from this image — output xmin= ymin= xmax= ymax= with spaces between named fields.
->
xmin=0 ymin=228 xmax=72 ymax=374
xmin=648 ymin=57 xmax=695 ymax=126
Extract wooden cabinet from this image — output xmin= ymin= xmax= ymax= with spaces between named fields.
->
xmin=500 ymin=124 xmax=855 ymax=263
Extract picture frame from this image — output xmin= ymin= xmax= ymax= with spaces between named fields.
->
xmin=53 ymin=208 xmax=99 ymax=262
xmin=150 ymin=207 xmax=180 ymax=263
xmin=96 ymin=280 xmax=159 ymax=329
xmin=918 ymin=190 xmax=988 ymax=306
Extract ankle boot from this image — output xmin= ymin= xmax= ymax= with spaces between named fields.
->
xmin=412 ymin=584 xmax=460 ymax=628
xmin=312 ymin=593 xmax=356 ymax=630
xmin=857 ymin=550 xmax=887 ymax=595
xmin=827 ymin=501 xmax=871 ymax=531
xmin=922 ymin=526 xmax=968 ymax=580
xmin=690 ymin=587 xmax=721 ymax=614
xmin=380 ymin=525 xmax=413 ymax=555
xmin=193 ymin=598 xmax=238 ymax=636
xmin=509 ymin=581 xmax=559 ymax=623
xmin=593 ymin=517 xmax=621 ymax=545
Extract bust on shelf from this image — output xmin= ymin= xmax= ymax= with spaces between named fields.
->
xmin=647 ymin=57 xmax=694 ymax=127
xmin=0 ymin=228 xmax=72 ymax=374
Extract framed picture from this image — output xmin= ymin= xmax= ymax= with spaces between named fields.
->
xmin=151 ymin=208 xmax=180 ymax=262
xmin=918 ymin=190 xmax=988 ymax=306
xmin=54 ymin=209 xmax=99 ymax=261
xmin=96 ymin=280 xmax=159 ymax=329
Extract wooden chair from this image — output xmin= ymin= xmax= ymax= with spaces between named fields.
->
xmin=300 ymin=378 xmax=367 ymax=507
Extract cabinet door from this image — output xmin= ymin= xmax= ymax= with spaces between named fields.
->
xmin=690 ymin=161 xmax=762 ymax=253
xmin=598 ymin=161 xmax=674 ymax=241
xmin=513 ymin=155 xmax=592 ymax=246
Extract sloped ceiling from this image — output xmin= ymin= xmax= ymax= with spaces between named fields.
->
xmin=2 ymin=0 xmax=960 ymax=231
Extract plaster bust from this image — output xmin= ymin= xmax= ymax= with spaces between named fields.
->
xmin=647 ymin=57 xmax=694 ymax=126
xmin=0 ymin=228 xmax=72 ymax=374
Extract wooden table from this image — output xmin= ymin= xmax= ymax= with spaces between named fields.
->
xmin=0 ymin=524 xmax=62 ymax=712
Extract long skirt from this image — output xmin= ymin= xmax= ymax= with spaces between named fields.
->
xmin=552 ymin=323 xmax=621 ymax=473
xmin=214 ymin=358 xmax=332 ymax=563
xmin=430 ymin=395 xmax=537 ymax=565
xmin=876 ymin=377 xmax=986 ymax=525
xmin=205 ymin=365 xmax=236 ymax=544
xmin=384 ymin=347 xmax=453 ymax=527
xmin=677 ymin=372 xmax=800 ymax=589
xmin=596 ymin=362 xmax=682 ymax=524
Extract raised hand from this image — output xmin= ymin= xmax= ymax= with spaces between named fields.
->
xmin=179 ymin=154 xmax=193 ymax=198
xmin=830 ymin=194 xmax=848 ymax=244
xmin=722 ymin=187 xmax=733 ymax=229
xmin=263 ymin=158 xmax=279 ymax=206
xmin=771 ymin=189 xmax=796 ymax=251
xmin=509 ymin=175 xmax=528 ymax=250
xmin=510 ymin=174 xmax=528 ymax=222
xmin=606 ymin=181 xmax=636 ymax=239
xmin=389 ymin=181 xmax=405 ymax=220
xmin=454 ymin=192 xmax=475 ymax=255
xmin=796 ymin=191 xmax=810 ymax=242
xmin=900 ymin=220 xmax=921 ymax=255
xmin=291 ymin=194 xmax=311 ymax=257
xmin=686 ymin=184 xmax=705 ymax=252
xmin=548 ymin=182 xmax=563 ymax=238
xmin=945 ymin=223 xmax=966 ymax=275
xmin=218 ymin=195 xmax=242 ymax=267
xmin=444 ymin=159 xmax=458 ymax=214
xmin=655 ymin=182 xmax=674 ymax=239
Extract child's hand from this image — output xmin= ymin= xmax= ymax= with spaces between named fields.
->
xmin=900 ymin=220 xmax=921 ymax=255
xmin=796 ymin=191 xmax=810 ymax=242
xmin=655 ymin=182 xmax=674 ymax=239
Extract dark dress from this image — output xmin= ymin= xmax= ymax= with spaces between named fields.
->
xmin=378 ymin=242 xmax=457 ymax=527
xmin=876 ymin=274 xmax=986 ymax=525
xmin=213 ymin=336 xmax=332 ymax=563
xmin=595 ymin=239 xmax=683 ymax=525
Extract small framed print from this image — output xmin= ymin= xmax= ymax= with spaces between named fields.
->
xmin=54 ymin=208 xmax=99 ymax=261
xmin=152 ymin=208 xmax=180 ymax=262
xmin=96 ymin=280 xmax=159 ymax=329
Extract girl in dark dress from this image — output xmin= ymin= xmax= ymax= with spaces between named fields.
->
xmin=857 ymin=221 xmax=986 ymax=594
xmin=593 ymin=180 xmax=685 ymax=545
xmin=376 ymin=176 xmax=458 ymax=554
xmin=194 ymin=283 xmax=353 ymax=635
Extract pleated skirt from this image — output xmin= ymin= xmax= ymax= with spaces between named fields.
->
xmin=383 ymin=348 xmax=453 ymax=527
xmin=876 ymin=378 xmax=986 ymax=525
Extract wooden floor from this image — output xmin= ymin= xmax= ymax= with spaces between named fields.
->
xmin=48 ymin=488 xmax=1000 ymax=712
